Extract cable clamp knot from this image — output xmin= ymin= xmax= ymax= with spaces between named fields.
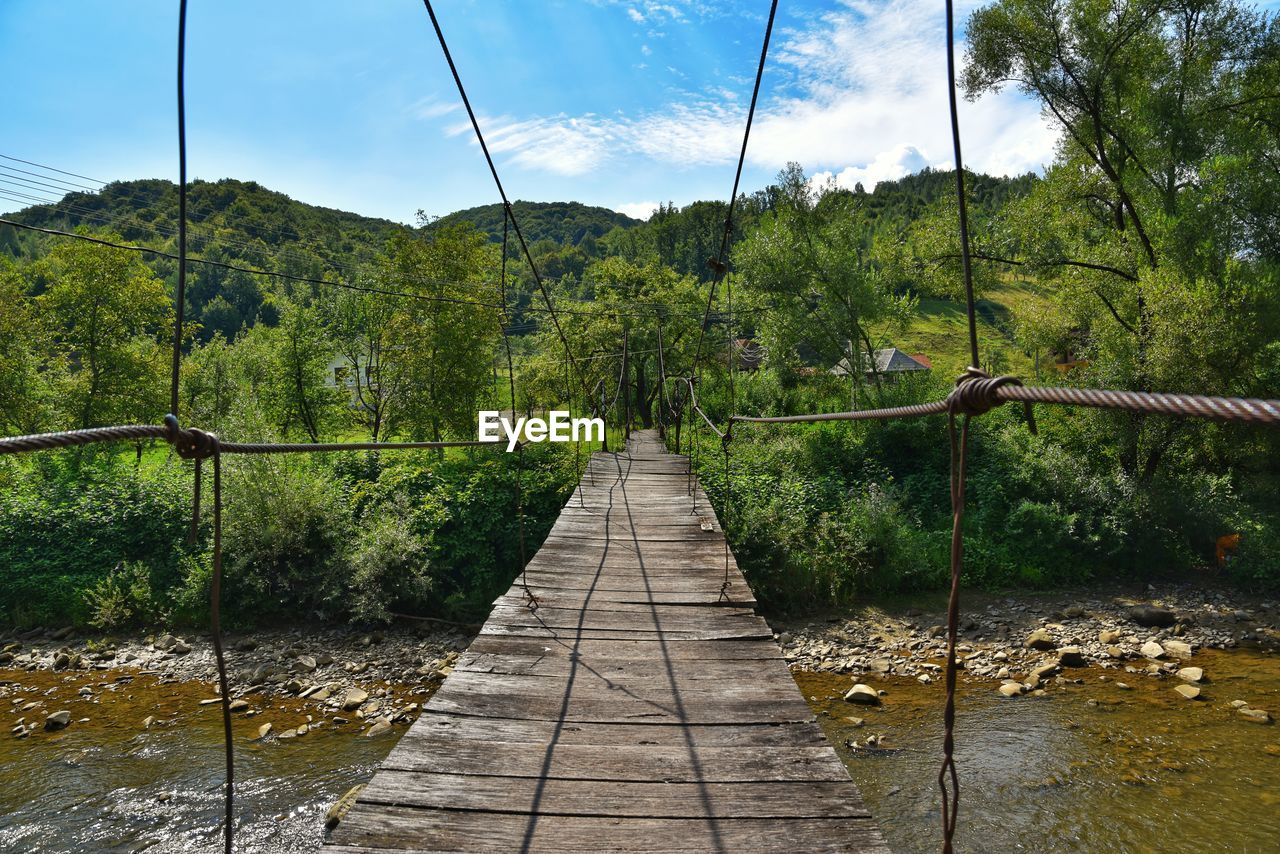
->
xmin=164 ymin=414 xmax=220 ymax=460
xmin=947 ymin=369 xmax=1037 ymax=433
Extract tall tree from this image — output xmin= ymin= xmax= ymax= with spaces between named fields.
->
xmin=35 ymin=239 xmax=173 ymax=429
xmin=965 ymin=0 xmax=1280 ymax=478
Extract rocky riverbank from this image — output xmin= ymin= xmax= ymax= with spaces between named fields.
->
xmin=2 ymin=623 xmax=474 ymax=740
xmin=773 ymin=583 xmax=1279 ymax=718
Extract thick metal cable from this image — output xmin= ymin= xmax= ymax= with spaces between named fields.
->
xmin=939 ymin=408 xmax=969 ymax=853
xmin=692 ymin=0 xmax=778 ymax=380
xmin=494 ymin=211 xmax=533 ymax=593
xmin=945 ymin=0 xmax=980 ymax=372
xmin=170 ymin=0 xmax=188 ymax=420
xmin=420 ymin=0 xmax=593 ymax=410
xmin=209 ymin=445 xmax=234 ymax=854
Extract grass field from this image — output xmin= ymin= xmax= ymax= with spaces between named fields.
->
xmin=889 ymin=277 xmax=1054 ymax=379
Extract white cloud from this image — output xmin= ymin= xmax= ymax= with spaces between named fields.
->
xmin=616 ymin=200 xmax=661 ymax=220
xmin=448 ymin=0 xmax=1058 ymax=182
xmin=809 ymin=144 xmax=933 ymax=193
xmin=627 ymin=8 xmax=645 ymax=23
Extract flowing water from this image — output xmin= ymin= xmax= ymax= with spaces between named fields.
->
xmin=796 ymin=647 xmax=1280 ymax=853
xmin=3 ymin=649 xmax=1278 ymax=853
xmin=0 ymin=669 xmax=404 ymax=853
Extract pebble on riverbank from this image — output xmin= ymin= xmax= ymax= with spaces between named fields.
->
xmin=775 ymin=584 xmax=1278 ymax=722
xmin=0 ymin=623 xmax=472 ymax=741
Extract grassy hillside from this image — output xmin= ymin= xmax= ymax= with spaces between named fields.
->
xmin=888 ymin=278 xmax=1054 ymax=378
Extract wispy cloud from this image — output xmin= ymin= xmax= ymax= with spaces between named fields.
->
xmin=408 ymin=96 xmax=461 ymax=121
xmin=445 ymin=0 xmax=1056 ymax=182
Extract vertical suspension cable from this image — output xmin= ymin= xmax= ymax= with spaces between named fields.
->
xmin=169 ymin=0 xmax=189 ymax=418
xmin=497 ymin=212 xmax=531 ymax=601
xmin=656 ymin=318 xmax=667 ymax=440
xmin=691 ymin=0 xmax=778 ymax=380
xmin=420 ymin=0 xmax=593 ymax=409
xmin=940 ymin=0 xmax=981 ymax=849
xmin=210 ymin=446 xmax=234 ymax=854
xmin=946 ymin=0 xmax=981 ymax=371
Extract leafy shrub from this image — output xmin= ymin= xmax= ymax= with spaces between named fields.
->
xmin=0 ymin=452 xmax=192 ymax=626
xmin=83 ymin=560 xmax=156 ymax=629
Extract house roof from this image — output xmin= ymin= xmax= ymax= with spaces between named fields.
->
xmin=830 ymin=348 xmax=931 ymax=376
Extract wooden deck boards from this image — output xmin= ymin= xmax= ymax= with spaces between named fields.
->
xmin=322 ymin=430 xmax=887 ymax=853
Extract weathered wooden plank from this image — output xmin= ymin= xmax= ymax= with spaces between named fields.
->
xmin=357 ymin=771 xmax=874 ymax=819
xmin=477 ymin=624 xmax=771 ymax=642
xmin=434 ymin=670 xmax=810 ymax=704
xmin=327 ymin=808 xmax=889 ymax=853
xmin=496 ymin=585 xmax=756 ymax=607
xmin=456 ymin=652 xmax=785 ymax=680
xmin=463 ymin=635 xmax=785 ymax=661
xmin=424 ymin=688 xmax=813 ymax=724
xmin=381 ymin=737 xmax=853 ymax=783
xmin=406 ymin=713 xmax=833 ymax=748
xmin=484 ymin=602 xmax=761 ymax=627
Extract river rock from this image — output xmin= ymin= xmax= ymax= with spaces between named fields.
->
xmin=844 ymin=684 xmax=880 ymax=705
xmin=234 ymin=638 xmax=258 ymax=652
xmin=1176 ymin=667 xmax=1204 ymax=683
xmin=44 ymin=710 xmax=71 ymax=731
xmin=364 ymin=719 xmax=392 ymax=737
xmin=153 ymin=634 xmax=178 ymax=652
xmin=1057 ymin=646 xmax=1087 ymax=667
xmin=1099 ymin=630 xmax=1122 ymax=644
xmin=228 ymin=699 xmax=250 ymax=713
xmin=143 ymin=715 xmax=155 ymax=728
xmin=1173 ymin=684 xmax=1201 ymax=700
xmin=1141 ymin=641 xmax=1166 ymax=660
xmin=172 ymin=641 xmax=191 ymax=655
xmin=1128 ymin=606 xmax=1177 ymax=628
xmin=52 ymin=653 xmax=70 ymax=670
xmin=999 ymin=682 xmax=1025 ymax=697
xmin=1029 ymin=661 xmax=1060 ymax=683
xmin=1025 ymin=629 xmax=1056 ymax=651
xmin=1238 ymin=708 xmax=1273 ymax=724
xmin=256 ymin=723 xmax=272 ymax=739
xmin=342 ymin=688 xmax=369 ymax=711
xmin=1163 ymin=640 xmax=1193 ymax=659
xmin=296 ymin=656 xmax=317 ymax=673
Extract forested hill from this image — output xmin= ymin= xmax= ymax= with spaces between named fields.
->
xmin=2 ymin=178 xmax=408 ymax=268
xmin=429 ymin=201 xmax=641 ymax=246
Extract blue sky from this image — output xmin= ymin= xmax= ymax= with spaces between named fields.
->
xmin=1 ymin=1 xmax=1065 ymax=223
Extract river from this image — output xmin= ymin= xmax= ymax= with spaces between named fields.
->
xmin=3 ymin=648 xmax=1278 ymax=852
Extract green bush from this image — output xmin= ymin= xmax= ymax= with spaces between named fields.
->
xmin=0 ymin=453 xmax=192 ymax=627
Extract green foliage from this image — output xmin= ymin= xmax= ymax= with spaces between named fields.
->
xmin=35 ymin=238 xmax=174 ymax=429
xmin=83 ymin=561 xmax=157 ymax=630
xmin=429 ymin=201 xmax=639 ymax=248
xmin=0 ymin=454 xmax=194 ymax=627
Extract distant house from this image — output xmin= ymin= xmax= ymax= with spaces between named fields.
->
xmin=830 ymin=347 xmax=932 ymax=381
xmin=1048 ymin=328 xmax=1089 ymax=373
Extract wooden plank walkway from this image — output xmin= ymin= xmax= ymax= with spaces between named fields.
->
xmin=323 ymin=430 xmax=887 ymax=853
